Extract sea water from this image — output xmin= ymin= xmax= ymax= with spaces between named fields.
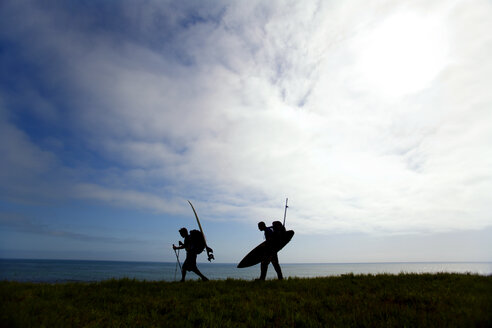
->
xmin=0 ymin=259 xmax=490 ymax=283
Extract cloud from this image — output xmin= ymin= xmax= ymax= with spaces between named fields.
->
xmin=1 ymin=0 xmax=491 ymax=237
xmin=73 ymin=183 xmax=187 ymax=215
xmin=0 ymin=212 xmax=140 ymax=244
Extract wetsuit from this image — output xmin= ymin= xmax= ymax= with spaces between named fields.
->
xmin=182 ymin=235 xmax=199 ymax=272
xmin=259 ymin=226 xmax=283 ymax=280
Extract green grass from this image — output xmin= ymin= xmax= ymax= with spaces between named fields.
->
xmin=1 ymin=273 xmax=491 ymax=327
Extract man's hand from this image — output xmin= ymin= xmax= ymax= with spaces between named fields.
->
xmin=172 ymin=244 xmax=177 ymax=250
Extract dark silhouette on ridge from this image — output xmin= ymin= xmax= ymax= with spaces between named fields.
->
xmin=256 ymin=221 xmax=284 ymax=280
xmin=237 ymin=222 xmax=294 ymax=271
xmin=173 ymin=227 xmax=211 ymax=282
xmin=236 ymin=199 xmax=293 ymax=275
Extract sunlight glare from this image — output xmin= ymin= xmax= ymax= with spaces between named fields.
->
xmin=354 ymin=12 xmax=449 ymax=98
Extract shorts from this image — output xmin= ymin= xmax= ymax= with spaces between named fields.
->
xmin=182 ymin=252 xmax=198 ymax=272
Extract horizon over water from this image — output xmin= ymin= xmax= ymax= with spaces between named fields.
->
xmin=1 ymin=259 xmax=491 ymax=283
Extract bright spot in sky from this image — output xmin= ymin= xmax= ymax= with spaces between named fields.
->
xmin=355 ymin=12 xmax=449 ymax=98
xmin=1 ymin=0 xmax=491 ymax=263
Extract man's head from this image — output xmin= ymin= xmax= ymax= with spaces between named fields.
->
xmin=258 ymin=221 xmax=266 ymax=231
xmin=179 ymin=227 xmax=188 ymax=238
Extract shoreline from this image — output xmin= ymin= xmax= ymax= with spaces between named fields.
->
xmin=1 ymin=271 xmax=491 ymax=284
xmin=2 ymin=260 xmax=491 ymax=284
xmin=2 ymin=257 xmax=491 ymax=264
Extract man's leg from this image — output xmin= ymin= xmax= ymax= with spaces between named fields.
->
xmin=188 ymin=252 xmax=209 ymax=281
xmin=258 ymin=260 xmax=269 ymax=280
xmin=180 ymin=263 xmax=188 ymax=282
xmin=192 ymin=268 xmax=209 ymax=281
xmin=271 ymin=253 xmax=283 ymax=280
xmin=181 ymin=252 xmax=196 ymax=282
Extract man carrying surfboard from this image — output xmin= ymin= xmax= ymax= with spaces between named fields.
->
xmin=173 ymin=227 xmax=210 ymax=282
xmin=257 ymin=221 xmax=283 ymax=280
xmin=237 ymin=199 xmax=294 ymax=274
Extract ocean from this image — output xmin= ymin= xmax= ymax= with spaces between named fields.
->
xmin=0 ymin=259 xmax=490 ymax=283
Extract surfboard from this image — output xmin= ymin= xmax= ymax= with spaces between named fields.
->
xmin=188 ymin=200 xmax=214 ymax=262
xmin=237 ymin=230 xmax=294 ymax=268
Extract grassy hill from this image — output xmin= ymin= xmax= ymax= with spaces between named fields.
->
xmin=1 ymin=273 xmax=491 ymax=327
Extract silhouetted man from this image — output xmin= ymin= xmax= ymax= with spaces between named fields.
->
xmin=257 ymin=221 xmax=283 ymax=280
xmin=173 ymin=227 xmax=209 ymax=282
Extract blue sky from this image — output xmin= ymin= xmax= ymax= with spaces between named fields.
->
xmin=1 ymin=0 xmax=491 ymax=263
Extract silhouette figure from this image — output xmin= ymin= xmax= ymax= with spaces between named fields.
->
xmin=256 ymin=221 xmax=283 ymax=280
xmin=173 ymin=227 xmax=209 ymax=282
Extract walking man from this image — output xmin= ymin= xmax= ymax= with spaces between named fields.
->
xmin=173 ymin=227 xmax=209 ymax=282
xmin=257 ymin=221 xmax=283 ymax=280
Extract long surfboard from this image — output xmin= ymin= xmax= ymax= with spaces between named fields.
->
xmin=188 ymin=200 xmax=214 ymax=262
xmin=237 ymin=230 xmax=294 ymax=268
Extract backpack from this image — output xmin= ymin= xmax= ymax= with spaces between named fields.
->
xmin=272 ymin=221 xmax=286 ymax=233
xmin=189 ymin=229 xmax=206 ymax=254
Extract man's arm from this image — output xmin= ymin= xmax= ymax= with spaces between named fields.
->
xmin=173 ymin=241 xmax=185 ymax=250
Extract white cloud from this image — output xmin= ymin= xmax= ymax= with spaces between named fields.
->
xmin=2 ymin=0 xmax=491 ymax=237
xmin=73 ymin=183 xmax=186 ymax=215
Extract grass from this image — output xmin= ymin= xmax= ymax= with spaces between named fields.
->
xmin=1 ymin=273 xmax=491 ymax=327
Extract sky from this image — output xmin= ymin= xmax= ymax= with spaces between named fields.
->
xmin=1 ymin=0 xmax=491 ymax=263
